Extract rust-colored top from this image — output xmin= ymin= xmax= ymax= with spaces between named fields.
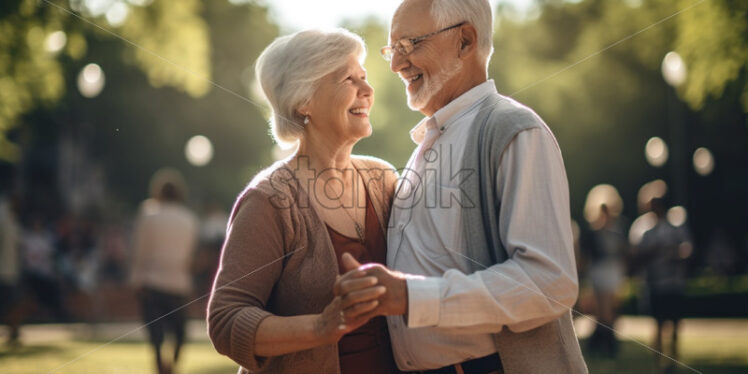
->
xmin=327 ymin=185 xmax=400 ymax=374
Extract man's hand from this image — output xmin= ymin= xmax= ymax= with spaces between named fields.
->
xmin=335 ymin=253 xmax=408 ymax=317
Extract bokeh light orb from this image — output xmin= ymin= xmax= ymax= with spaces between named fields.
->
xmin=45 ymin=31 xmax=67 ymax=54
xmin=583 ymin=184 xmax=623 ymax=229
xmin=106 ymin=2 xmax=130 ymax=26
xmin=83 ymin=0 xmax=113 ymax=16
xmin=185 ymin=135 xmax=214 ymax=167
xmin=629 ymin=212 xmax=657 ymax=246
xmin=662 ymin=51 xmax=687 ymax=87
xmin=77 ymin=63 xmax=106 ymax=98
xmin=667 ymin=206 xmax=687 ymax=227
xmin=637 ymin=179 xmax=668 ymax=214
xmin=693 ymin=147 xmax=714 ymax=176
xmin=127 ymin=0 xmax=154 ymax=6
xmin=624 ymin=0 xmax=643 ymax=7
xmin=645 ymin=136 xmax=668 ymax=167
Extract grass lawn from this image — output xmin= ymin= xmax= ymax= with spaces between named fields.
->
xmin=582 ymin=337 xmax=748 ymax=374
xmin=1 ymin=323 xmax=747 ymax=373
xmin=0 ymin=340 xmax=238 ymax=374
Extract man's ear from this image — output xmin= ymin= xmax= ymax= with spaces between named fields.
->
xmin=458 ymin=24 xmax=478 ymax=58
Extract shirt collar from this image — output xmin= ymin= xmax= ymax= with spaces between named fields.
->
xmin=410 ymin=79 xmax=497 ymax=144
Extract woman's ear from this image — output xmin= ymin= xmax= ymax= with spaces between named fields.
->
xmin=297 ymin=101 xmax=311 ymax=120
xmin=458 ymin=24 xmax=478 ymax=58
xmin=298 ymin=103 xmax=309 ymax=117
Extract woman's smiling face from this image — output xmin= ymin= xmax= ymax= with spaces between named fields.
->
xmin=302 ymin=54 xmax=375 ymax=146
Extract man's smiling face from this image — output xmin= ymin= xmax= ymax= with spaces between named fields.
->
xmin=389 ymin=0 xmax=463 ymax=115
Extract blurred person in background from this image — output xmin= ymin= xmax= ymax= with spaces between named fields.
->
xmin=130 ymin=169 xmax=199 ymax=374
xmin=0 ymin=187 xmax=22 ymax=345
xmin=20 ymin=215 xmax=70 ymax=322
xmin=637 ymin=197 xmax=692 ymax=374
xmin=98 ymin=223 xmax=129 ymax=284
xmin=207 ymin=28 xmax=400 ymax=374
xmin=56 ymin=215 xmax=99 ymax=320
xmin=192 ymin=201 xmax=228 ymax=299
xmin=584 ymin=204 xmax=629 ymax=357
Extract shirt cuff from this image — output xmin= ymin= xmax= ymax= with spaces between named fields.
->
xmin=405 ymin=276 xmax=443 ymax=328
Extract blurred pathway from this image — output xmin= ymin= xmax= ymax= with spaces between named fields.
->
xmin=3 ymin=316 xmax=748 ymax=345
xmin=574 ymin=316 xmax=748 ymax=341
xmin=1 ymin=320 xmax=210 ymax=344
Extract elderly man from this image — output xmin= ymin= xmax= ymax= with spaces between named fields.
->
xmin=336 ymin=0 xmax=587 ymax=373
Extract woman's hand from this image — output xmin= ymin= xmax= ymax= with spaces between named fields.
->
xmin=314 ymin=269 xmax=385 ymax=344
xmin=335 ymin=253 xmax=409 ymax=317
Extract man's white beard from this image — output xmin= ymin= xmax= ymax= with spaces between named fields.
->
xmin=407 ymin=58 xmax=463 ymax=111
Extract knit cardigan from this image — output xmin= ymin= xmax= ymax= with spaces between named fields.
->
xmin=207 ymin=155 xmax=397 ymax=374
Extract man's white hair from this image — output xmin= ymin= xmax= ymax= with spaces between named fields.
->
xmin=430 ymin=0 xmax=494 ymax=65
xmin=255 ymin=29 xmax=366 ymax=148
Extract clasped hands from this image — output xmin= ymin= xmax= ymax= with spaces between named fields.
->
xmin=315 ymin=253 xmax=408 ymax=344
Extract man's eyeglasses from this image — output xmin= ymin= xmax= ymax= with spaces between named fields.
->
xmin=380 ymin=22 xmax=466 ymax=62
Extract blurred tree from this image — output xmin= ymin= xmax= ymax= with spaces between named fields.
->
xmin=58 ymin=0 xmax=279 ymax=210
xmin=0 ymin=0 xmax=70 ymax=162
xmin=491 ymin=0 xmax=679 ymax=220
xmin=489 ymin=0 xmax=747 ymax=269
xmin=5 ymin=0 xmax=277 ymax=216
xmin=675 ymin=0 xmax=748 ymax=117
xmin=0 ymin=0 xmax=210 ymax=162
xmin=113 ymin=0 xmax=210 ymax=96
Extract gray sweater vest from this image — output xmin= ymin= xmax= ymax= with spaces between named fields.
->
xmin=461 ymin=92 xmax=588 ymax=374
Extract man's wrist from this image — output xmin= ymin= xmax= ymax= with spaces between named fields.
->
xmin=404 ymin=276 xmax=442 ymax=328
xmin=396 ymin=276 xmax=408 ymax=316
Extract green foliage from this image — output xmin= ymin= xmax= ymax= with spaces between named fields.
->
xmin=490 ymin=0 xmax=677 ymax=219
xmin=0 ymin=0 xmax=278 ymax=210
xmin=63 ymin=0 xmax=279 ymax=208
xmin=488 ymin=0 xmax=747 ymax=231
xmin=0 ymin=0 xmax=70 ymax=161
xmin=117 ymin=0 xmax=211 ymax=97
xmin=676 ymin=0 xmax=748 ymax=114
xmin=0 ymin=0 xmax=211 ymax=162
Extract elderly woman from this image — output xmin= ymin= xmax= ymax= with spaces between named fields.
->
xmin=207 ymin=29 xmax=399 ymax=374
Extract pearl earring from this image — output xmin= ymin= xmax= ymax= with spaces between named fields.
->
xmin=303 ymin=116 xmax=310 ymax=125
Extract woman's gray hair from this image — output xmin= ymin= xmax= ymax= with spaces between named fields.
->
xmin=255 ymin=28 xmax=366 ymax=148
xmin=430 ymin=0 xmax=494 ymax=65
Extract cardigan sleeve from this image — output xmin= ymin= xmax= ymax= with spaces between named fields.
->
xmin=207 ymin=187 xmax=292 ymax=371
